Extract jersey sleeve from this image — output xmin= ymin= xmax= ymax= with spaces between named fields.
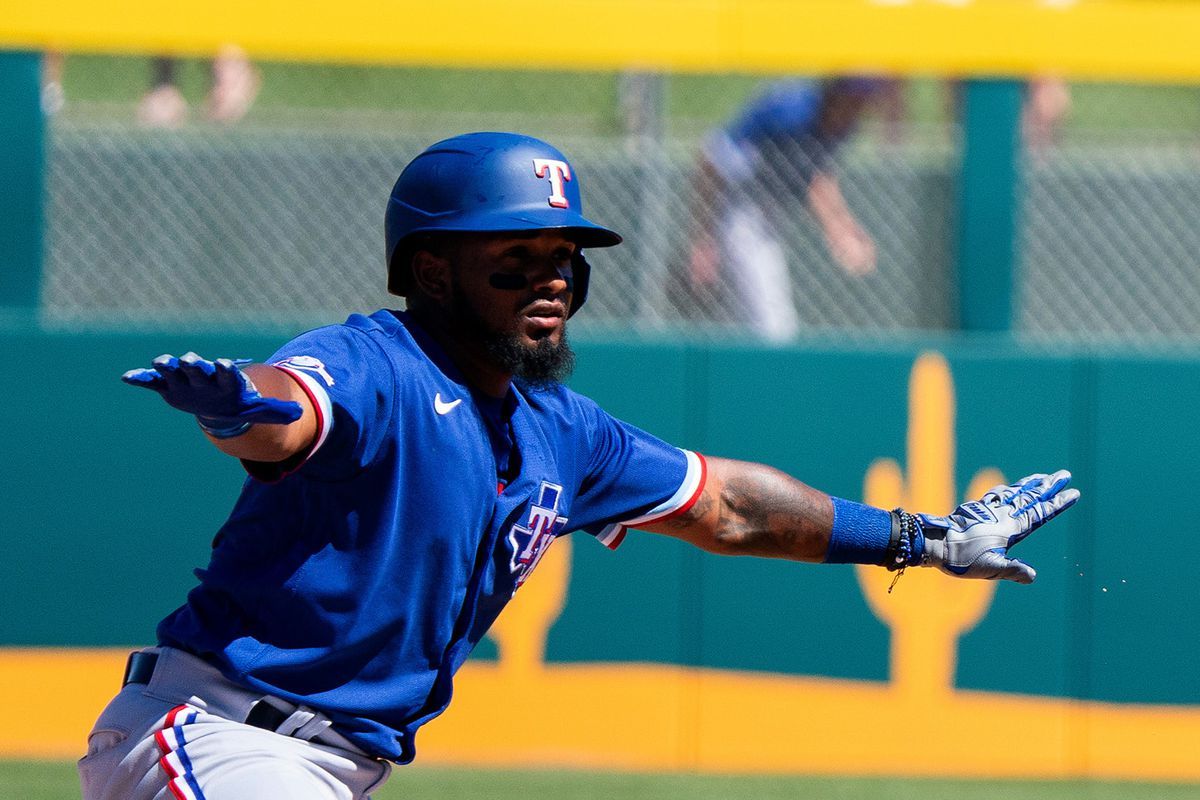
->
xmin=703 ymin=129 xmax=758 ymax=187
xmin=242 ymin=325 xmax=395 ymax=482
xmin=570 ymin=398 xmax=707 ymax=550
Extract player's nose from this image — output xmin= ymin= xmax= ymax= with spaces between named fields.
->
xmin=527 ymin=260 xmax=573 ymax=296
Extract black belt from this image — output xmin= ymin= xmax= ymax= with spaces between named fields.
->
xmin=123 ymin=651 xmax=289 ymax=732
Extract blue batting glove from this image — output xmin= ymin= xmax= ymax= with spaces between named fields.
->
xmin=915 ymin=470 xmax=1080 ymax=584
xmin=122 ymin=352 xmax=303 ymax=437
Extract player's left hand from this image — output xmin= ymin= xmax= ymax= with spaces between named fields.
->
xmin=915 ymin=470 xmax=1079 ymax=584
xmin=122 ymin=352 xmax=303 ymax=434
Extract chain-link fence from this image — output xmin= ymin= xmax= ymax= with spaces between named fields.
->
xmin=1019 ymin=144 xmax=1200 ymax=343
xmin=39 ymin=55 xmax=1200 ymax=344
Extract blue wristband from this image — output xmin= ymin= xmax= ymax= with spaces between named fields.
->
xmin=825 ymin=497 xmax=893 ymax=565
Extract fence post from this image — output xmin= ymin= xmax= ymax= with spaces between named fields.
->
xmin=619 ymin=71 xmax=671 ymax=327
xmin=0 ymin=51 xmax=45 ymax=317
xmin=956 ymin=79 xmax=1022 ymax=332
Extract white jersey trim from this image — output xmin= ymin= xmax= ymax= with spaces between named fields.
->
xmin=595 ymin=449 xmax=706 ymax=550
xmin=274 ymin=365 xmax=334 ymax=461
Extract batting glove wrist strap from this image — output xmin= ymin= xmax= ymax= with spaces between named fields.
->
xmin=197 ymin=417 xmax=254 ymax=439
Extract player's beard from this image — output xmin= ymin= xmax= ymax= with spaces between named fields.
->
xmin=449 ymin=284 xmax=575 ymax=389
xmin=486 ymin=331 xmax=575 ymax=390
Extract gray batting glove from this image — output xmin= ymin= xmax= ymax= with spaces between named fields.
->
xmin=914 ymin=470 xmax=1080 ymax=584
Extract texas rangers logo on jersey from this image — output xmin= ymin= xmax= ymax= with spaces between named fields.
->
xmin=532 ymin=158 xmax=572 ymax=209
xmin=507 ymin=481 xmax=569 ymax=590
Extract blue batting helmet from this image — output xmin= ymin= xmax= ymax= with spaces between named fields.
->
xmin=384 ymin=132 xmax=622 ymax=315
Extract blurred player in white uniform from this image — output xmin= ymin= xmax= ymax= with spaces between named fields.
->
xmin=690 ymin=78 xmax=885 ymax=341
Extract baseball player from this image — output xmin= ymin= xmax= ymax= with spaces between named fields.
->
xmin=79 ymin=131 xmax=1079 ymax=800
xmin=689 ymin=77 xmax=885 ymax=342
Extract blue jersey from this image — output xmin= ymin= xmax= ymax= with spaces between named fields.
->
xmin=706 ymin=79 xmax=851 ymax=190
xmin=157 ymin=310 xmax=705 ymax=763
xmin=726 ymin=79 xmax=824 ymax=147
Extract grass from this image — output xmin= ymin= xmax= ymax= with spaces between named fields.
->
xmin=11 ymin=760 xmax=1200 ymax=800
xmin=378 ymin=770 xmax=1200 ymax=800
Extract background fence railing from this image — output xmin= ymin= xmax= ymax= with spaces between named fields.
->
xmin=35 ymin=57 xmax=1200 ymax=344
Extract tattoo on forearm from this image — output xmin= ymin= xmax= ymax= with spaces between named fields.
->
xmin=716 ymin=466 xmax=831 ymax=560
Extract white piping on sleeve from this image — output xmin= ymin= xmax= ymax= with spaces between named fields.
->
xmin=274 ymin=365 xmax=334 ymax=461
xmin=595 ymin=450 xmax=706 ymax=550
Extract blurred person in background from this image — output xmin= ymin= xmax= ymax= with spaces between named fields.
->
xmin=138 ymin=45 xmax=261 ymax=128
xmin=944 ymin=76 xmax=1072 ymax=154
xmin=1022 ymin=76 xmax=1072 ymax=154
xmin=41 ymin=50 xmax=65 ymax=115
xmin=688 ymin=77 xmax=887 ymax=342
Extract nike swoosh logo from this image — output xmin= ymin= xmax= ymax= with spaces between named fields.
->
xmin=434 ymin=393 xmax=463 ymax=415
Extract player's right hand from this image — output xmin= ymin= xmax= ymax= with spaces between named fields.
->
xmin=122 ymin=352 xmax=303 ymax=435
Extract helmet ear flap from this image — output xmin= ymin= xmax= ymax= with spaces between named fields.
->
xmin=568 ymin=252 xmax=591 ymax=318
xmin=387 ymin=244 xmax=411 ymax=297
xmin=388 ymin=234 xmax=441 ymax=298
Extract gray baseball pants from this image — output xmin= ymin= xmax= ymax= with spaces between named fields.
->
xmin=78 ymin=647 xmax=392 ymax=800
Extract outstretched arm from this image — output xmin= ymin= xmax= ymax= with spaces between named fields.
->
xmin=122 ymin=352 xmax=317 ymax=463
xmin=642 ymin=457 xmax=1079 ymax=583
xmin=807 ymin=171 xmax=876 ymax=276
xmin=642 ymin=457 xmax=833 ymax=561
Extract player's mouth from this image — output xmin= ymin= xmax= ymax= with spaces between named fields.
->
xmin=521 ymin=300 xmax=566 ymax=334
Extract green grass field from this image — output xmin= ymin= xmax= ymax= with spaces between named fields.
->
xmin=8 ymin=761 xmax=1200 ymax=800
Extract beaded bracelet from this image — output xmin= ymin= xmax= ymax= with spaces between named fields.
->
xmin=885 ymin=508 xmax=923 ymax=592
xmin=886 ymin=509 xmax=921 ymax=571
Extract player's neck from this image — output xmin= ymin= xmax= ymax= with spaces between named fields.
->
xmin=409 ymin=306 xmax=513 ymax=398
xmin=450 ymin=348 xmax=512 ymax=399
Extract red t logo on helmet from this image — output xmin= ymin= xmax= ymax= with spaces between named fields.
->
xmin=532 ymin=158 xmax=572 ymax=209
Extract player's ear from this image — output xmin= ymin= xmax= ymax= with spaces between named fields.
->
xmin=410 ymin=249 xmax=452 ymax=302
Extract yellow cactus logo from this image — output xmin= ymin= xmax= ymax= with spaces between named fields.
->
xmin=858 ymin=351 xmax=1003 ymax=700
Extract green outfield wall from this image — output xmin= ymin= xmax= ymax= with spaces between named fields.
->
xmin=1 ymin=326 xmax=1196 ymax=709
